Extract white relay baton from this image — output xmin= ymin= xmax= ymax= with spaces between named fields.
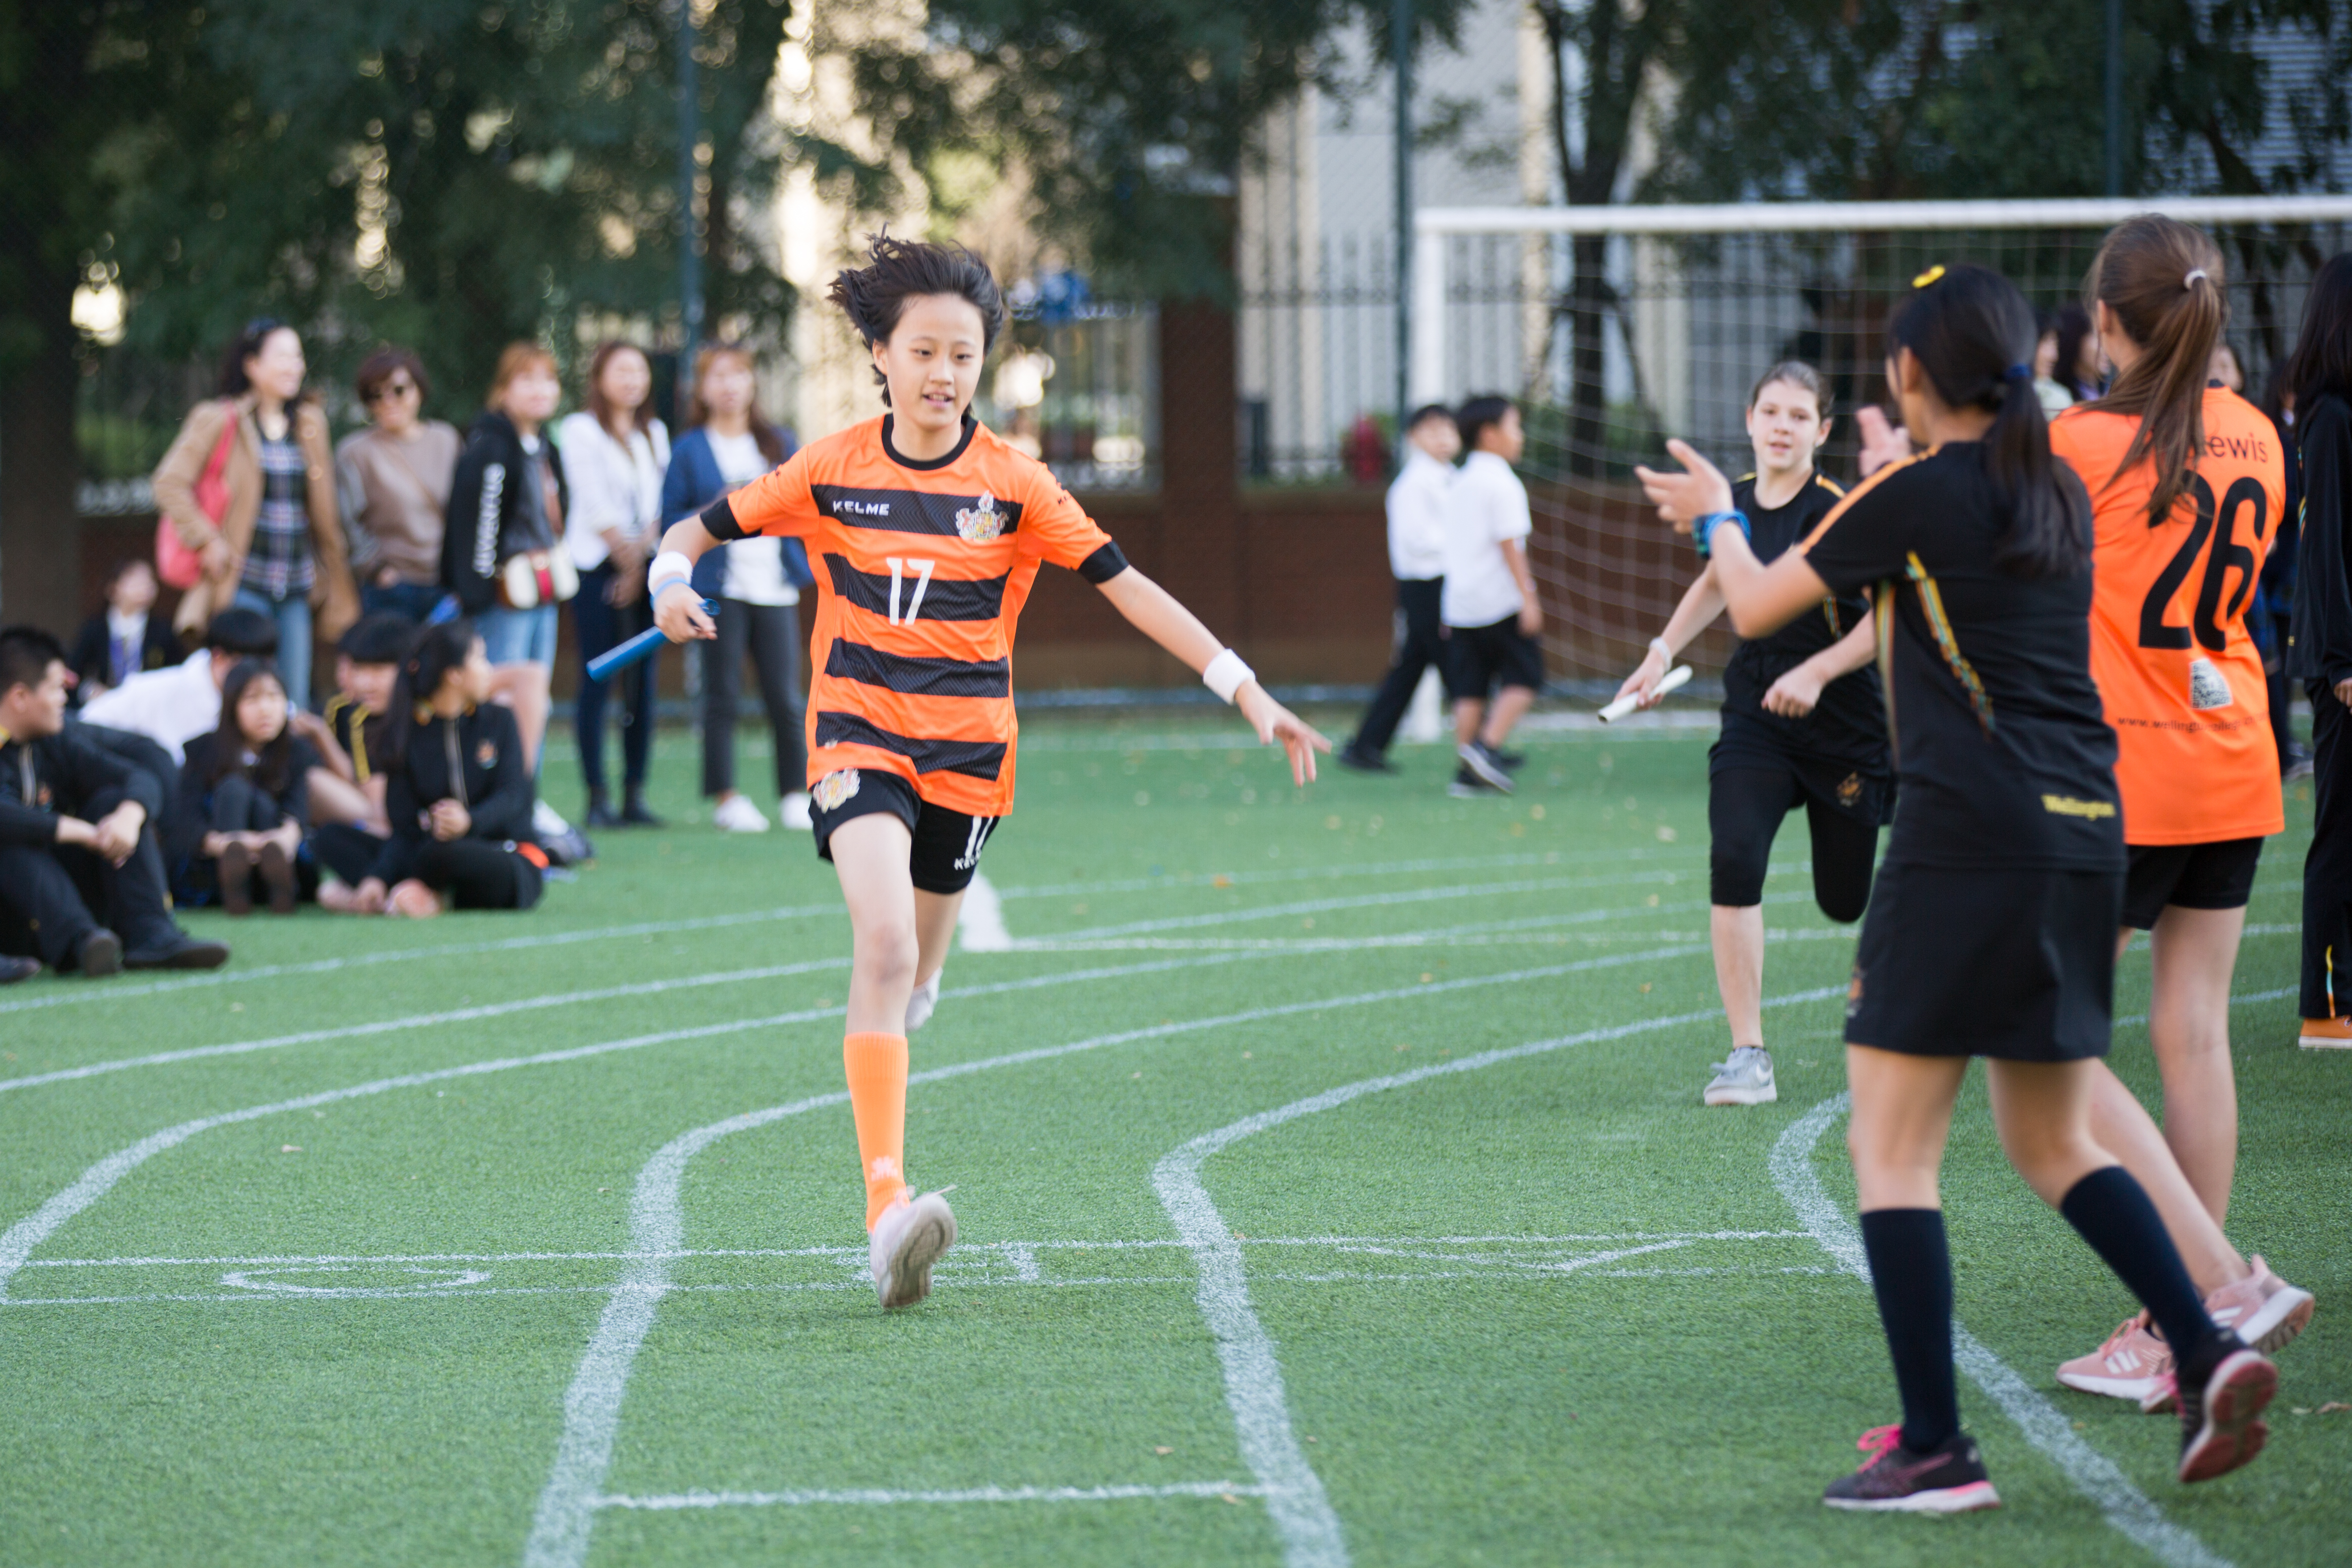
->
xmin=1597 ymin=663 xmax=1693 ymax=723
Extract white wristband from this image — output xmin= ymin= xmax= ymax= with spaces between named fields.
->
xmin=1202 ymin=648 xmax=1254 ymax=705
xmin=1648 ymin=637 xmax=1674 ymax=663
xmin=648 ymin=550 xmax=693 ymax=597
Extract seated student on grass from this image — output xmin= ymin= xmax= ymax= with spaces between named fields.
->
xmin=344 ymin=619 xmax=547 ymax=918
xmin=648 ymin=234 xmax=1328 ymax=1313
xmin=0 ymin=626 xmax=229 ymax=979
xmin=78 ymin=605 xmax=280 ymax=768
xmin=68 ymin=558 xmax=178 ymax=708
xmin=173 ymin=658 xmax=319 ymax=915
xmin=310 ymin=613 xmax=409 ymax=909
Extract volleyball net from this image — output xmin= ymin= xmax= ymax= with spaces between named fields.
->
xmin=1405 ymin=197 xmax=2352 ymax=691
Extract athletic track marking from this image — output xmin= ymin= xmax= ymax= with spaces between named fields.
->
xmin=1771 ymin=1096 xmax=2229 ymax=1568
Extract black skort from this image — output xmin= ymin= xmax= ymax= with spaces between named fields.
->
xmin=809 ymin=767 xmax=1000 ymax=894
xmin=2120 ymin=837 xmax=2264 ymax=930
xmin=1845 ymin=861 xmax=2122 ymax=1061
xmin=1442 ymin=615 xmax=1545 ymax=700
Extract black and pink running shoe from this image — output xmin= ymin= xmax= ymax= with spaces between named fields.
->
xmin=1822 ymin=1425 xmax=2000 ymax=1514
xmin=2177 ymin=1344 xmax=2276 ymax=1483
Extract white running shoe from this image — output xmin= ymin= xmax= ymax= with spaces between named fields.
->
xmin=1703 ymin=1046 xmax=1778 ymax=1106
xmin=870 ymin=1189 xmax=957 ymax=1309
xmin=779 ymin=791 xmax=814 ymax=831
xmin=712 ymin=793 xmax=771 ymax=833
xmin=906 ymin=969 xmax=942 ymax=1032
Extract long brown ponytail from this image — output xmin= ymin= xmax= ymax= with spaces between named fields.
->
xmin=2084 ymin=215 xmax=2229 ymax=525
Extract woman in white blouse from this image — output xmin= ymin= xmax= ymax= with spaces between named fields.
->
xmin=559 ymin=341 xmax=671 ymax=828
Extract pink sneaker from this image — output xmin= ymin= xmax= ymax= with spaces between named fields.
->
xmin=2057 ymin=1312 xmax=2173 ymax=1402
xmin=2205 ymin=1257 xmax=2316 ymax=1353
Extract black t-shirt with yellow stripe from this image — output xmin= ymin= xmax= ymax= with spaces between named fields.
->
xmin=1716 ymin=472 xmax=1887 ymax=774
xmin=323 ymin=694 xmax=389 ymax=784
xmin=1797 ymin=441 xmax=2121 ymax=871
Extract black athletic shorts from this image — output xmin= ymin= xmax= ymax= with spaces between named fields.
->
xmin=1442 ymin=615 xmax=1545 ymax=699
xmin=809 ymin=767 xmax=1000 ymax=895
xmin=1845 ymin=861 xmax=2122 ymax=1061
xmin=2120 ymin=837 xmax=2264 ymax=930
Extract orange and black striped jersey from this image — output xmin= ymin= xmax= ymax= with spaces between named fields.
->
xmin=701 ymin=414 xmax=1126 ymax=818
xmin=2052 ymin=389 xmax=2285 ymax=845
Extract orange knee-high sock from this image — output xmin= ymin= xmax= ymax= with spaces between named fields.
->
xmin=843 ymin=1032 xmax=909 ymax=1229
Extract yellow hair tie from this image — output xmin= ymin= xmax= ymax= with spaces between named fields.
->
xmin=1912 ymin=265 xmax=1947 ymax=289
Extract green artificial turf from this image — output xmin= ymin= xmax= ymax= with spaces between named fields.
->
xmin=1 ymin=714 xmax=2343 ymax=1567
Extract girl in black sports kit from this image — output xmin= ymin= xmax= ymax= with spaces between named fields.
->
xmin=1616 ymin=363 xmax=1890 ymax=1107
xmin=1639 ymin=265 xmax=2277 ymax=1513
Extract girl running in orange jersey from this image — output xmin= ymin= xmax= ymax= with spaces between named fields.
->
xmin=649 ymin=237 xmax=1329 ymax=1309
xmin=2047 ymin=216 xmax=2313 ymax=1409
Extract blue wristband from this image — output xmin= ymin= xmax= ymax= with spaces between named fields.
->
xmin=1692 ymin=510 xmax=1749 ymax=559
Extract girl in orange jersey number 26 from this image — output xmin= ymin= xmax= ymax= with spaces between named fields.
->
xmin=648 ymin=237 xmax=1330 ymax=1309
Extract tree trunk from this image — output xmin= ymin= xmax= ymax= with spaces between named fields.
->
xmin=0 ymin=270 xmax=82 ymax=635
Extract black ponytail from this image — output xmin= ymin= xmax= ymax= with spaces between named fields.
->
xmin=1887 ymin=264 xmax=2089 ymax=580
xmin=384 ymin=619 xmax=472 ymax=769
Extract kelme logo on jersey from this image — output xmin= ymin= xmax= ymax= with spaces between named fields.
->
xmin=954 ymin=492 xmax=1005 ymax=543
xmin=2188 ymin=657 xmax=2235 ymax=711
xmin=813 ymin=769 xmax=860 ymax=811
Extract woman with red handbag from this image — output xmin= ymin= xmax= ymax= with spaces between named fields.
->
xmin=150 ymin=320 xmax=358 ymax=708
xmin=441 ymin=343 xmax=573 ymax=780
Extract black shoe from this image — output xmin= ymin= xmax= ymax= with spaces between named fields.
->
xmin=124 ymin=934 xmax=230 ymax=971
xmin=1494 ymin=748 xmax=1527 ymax=771
xmin=257 ymin=841 xmax=298 ymax=915
xmin=0 ymin=956 xmax=40 ymax=985
xmin=1822 ymin=1427 xmax=1999 ymax=1513
xmin=2177 ymin=1339 xmax=2275 ymax=1483
xmin=78 ymin=928 xmax=123 ymax=978
xmin=1457 ymin=740 xmax=1515 ymax=793
xmin=1338 ymin=747 xmax=1396 ymax=775
xmin=620 ymin=789 xmax=665 ymax=828
xmin=1447 ymin=766 xmax=1501 ymax=799
xmin=583 ymin=792 xmax=623 ymax=830
xmin=218 ymin=842 xmax=255 ymax=916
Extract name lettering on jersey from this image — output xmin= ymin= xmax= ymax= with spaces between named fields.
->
xmin=2205 ymin=433 xmax=2271 ymax=464
xmin=812 ymin=484 xmax=1025 ymax=540
xmin=2040 ymin=794 xmax=2118 ymax=820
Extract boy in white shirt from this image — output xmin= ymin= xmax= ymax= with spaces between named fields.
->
xmin=1341 ymin=404 xmax=1458 ymax=772
xmin=1441 ymin=395 xmax=1542 ymax=795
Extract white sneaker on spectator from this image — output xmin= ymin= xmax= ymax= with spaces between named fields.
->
xmin=532 ymin=798 xmax=572 ymax=840
xmin=712 ymin=793 xmax=771 ymax=833
xmin=780 ymin=791 xmax=814 ymax=831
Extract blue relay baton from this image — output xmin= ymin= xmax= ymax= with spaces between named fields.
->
xmin=586 ymin=598 xmax=716 ymax=683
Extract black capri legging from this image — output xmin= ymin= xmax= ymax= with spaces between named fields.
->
xmin=1709 ymin=764 xmax=1877 ymax=921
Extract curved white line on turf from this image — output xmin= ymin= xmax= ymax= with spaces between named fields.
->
xmin=0 ymin=903 xmax=844 ymax=1016
xmin=0 ymin=953 xmax=1286 ymax=1298
xmin=520 ymin=949 xmax=1723 ymax=1568
xmin=0 ymin=959 xmax=850 ymax=1096
xmin=1769 ymin=1095 xmax=2231 ymax=1568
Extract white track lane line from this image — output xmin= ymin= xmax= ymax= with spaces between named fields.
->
xmin=1769 ymin=1094 xmax=2229 ymax=1568
xmin=521 ymin=948 xmax=1728 ymax=1568
xmin=596 ymin=1483 xmax=1270 ymax=1508
xmin=1042 ymin=870 xmax=1690 ymax=942
xmin=0 ymin=952 xmax=1317 ymax=1298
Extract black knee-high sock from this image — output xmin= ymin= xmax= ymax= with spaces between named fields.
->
xmin=2059 ymin=1165 xmax=2229 ymax=1371
xmin=1859 ymin=1208 xmax=1959 ymax=1452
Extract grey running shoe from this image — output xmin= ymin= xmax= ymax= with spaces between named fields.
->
xmin=1448 ymin=766 xmax=1501 ymax=798
xmin=1457 ymin=740 xmax=1515 ymax=792
xmin=1703 ymin=1045 xmax=1777 ymax=1106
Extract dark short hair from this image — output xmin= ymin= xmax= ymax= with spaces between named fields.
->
xmin=339 ymin=612 xmax=417 ymax=666
xmin=355 ymin=345 xmax=430 ymax=408
xmin=1405 ymin=403 xmax=1455 ymax=432
xmin=204 ymin=607 xmax=280 ymax=658
xmin=828 ymin=233 xmax=1008 ymax=407
xmin=0 ymin=625 xmax=68 ymax=699
xmin=1455 ymin=394 xmax=1516 ymax=452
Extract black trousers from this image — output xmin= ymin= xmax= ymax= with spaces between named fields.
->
xmin=414 ymin=839 xmax=544 ymax=910
xmin=311 ymin=822 xmax=387 ymax=886
xmin=1348 ymin=577 xmax=1444 ymax=758
xmin=1708 ymin=764 xmax=1878 ymax=921
xmin=210 ymin=774 xmax=287 ymax=833
xmin=0 ymin=787 xmax=180 ymax=967
xmin=572 ymin=565 xmax=656 ymax=795
xmin=2302 ymin=679 xmax=2352 ymax=1017
xmin=702 ymin=597 xmax=807 ymax=797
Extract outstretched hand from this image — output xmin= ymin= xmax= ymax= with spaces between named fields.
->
xmin=1855 ymin=406 xmax=1912 ymax=477
xmin=1239 ymin=683 xmax=1331 ymax=786
xmin=1632 ymin=440 xmax=1736 ymax=530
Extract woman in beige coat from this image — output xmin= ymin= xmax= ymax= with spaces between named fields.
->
xmin=153 ymin=320 xmax=356 ymax=707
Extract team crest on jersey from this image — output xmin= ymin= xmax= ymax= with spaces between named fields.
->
xmin=1846 ymin=967 xmax=1865 ymax=1017
xmin=476 ymin=740 xmax=498 ymax=769
xmin=813 ymin=769 xmax=860 ymax=811
xmin=954 ymin=492 xmax=1005 ymax=543
xmin=1836 ymin=772 xmax=1863 ymax=808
